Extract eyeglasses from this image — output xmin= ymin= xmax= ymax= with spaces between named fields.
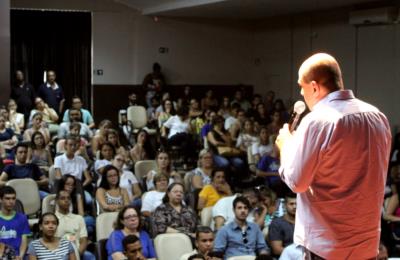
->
xmin=242 ymin=231 xmax=248 ymax=244
xmin=123 ymin=214 xmax=138 ymax=220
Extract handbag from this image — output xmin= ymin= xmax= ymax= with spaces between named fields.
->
xmin=217 ymin=146 xmax=242 ymax=157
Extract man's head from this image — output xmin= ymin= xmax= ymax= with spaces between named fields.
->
xmin=71 ymin=96 xmax=83 ymax=110
xmin=0 ymin=186 xmax=16 ymax=212
xmin=69 ymin=108 xmax=82 ymax=122
xmin=129 ymin=92 xmax=137 ymax=104
xmin=64 ymin=136 xmax=77 ymax=155
xmin=285 ymin=192 xmax=297 ymax=218
xmin=55 ymin=190 xmax=71 ymax=212
xmin=234 ymin=90 xmax=242 ymax=101
xmin=69 ymin=122 xmax=81 ymax=136
xmin=15 ymin=143 xmax=28 ymax=164
xmin=233 ymin=196 xmax=251 ymax=222
xmin=195 ymin=226 xmax=214 ymax=255
xmin=123 ymin=235 xmax=145 ymax=260
xmin=47 ymin=70 xmax=56 ymax=84
xmin=15 ymin=70 xmax=24 ymax=82
xmin=298 ymin=53 xmax=344 ymax=110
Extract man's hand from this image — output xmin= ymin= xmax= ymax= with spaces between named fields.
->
xmin=276 ymin=123 xmax=293 ymax=154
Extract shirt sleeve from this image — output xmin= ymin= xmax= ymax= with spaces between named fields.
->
xmin=151 ymin=206 xmax=168 ymax=236
xmin=199 ymin=185 xmax=211 ymax=200
xmin=142 ymin=231 xmax=156 ymax=258
xmin=62 ymin=110 xmax=69 ymax=122
xmin=106 ymin=231 xmax=124 ymax=255
xmin=27 ymin=241 xmax=36 ymax=256
xmin=141 ymin=193 xmax=152 ymax=212
xmin=78 ymin=216 xmax=88 ymax=238
xmin=54 ymin=156 xmax=62 ymax=170
xmin=3 ymin=165 xmax=13 ymax=177
xmin=256 ymin=227 xmax=269 ymax=253
xmin=20 ymin=214 xmax=31 ymax=236
xmin=267 ymin=219 xmax=282 ymax=241
xmin=213 ymin=228 xmax=228 ymax=252
xmin=279 ymin=116 xmax=330 ymax=193
xmin=163 ymin=116 xmax=174 ymax=129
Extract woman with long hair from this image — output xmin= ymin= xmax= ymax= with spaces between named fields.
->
xmin=27 ymin=131 xmax=53 ymax=173
xmin=96 ymin=165 xmax=129 ymax=212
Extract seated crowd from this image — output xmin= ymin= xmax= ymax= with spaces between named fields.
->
xmin=0 ymin=68 xmax=393 ymax=260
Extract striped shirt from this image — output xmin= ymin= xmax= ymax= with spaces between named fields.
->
xmin=27 ymin=238 xmax=74 ymax=260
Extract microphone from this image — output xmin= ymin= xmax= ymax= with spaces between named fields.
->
xmin=289 ymin=101 xmax=306 ymax=132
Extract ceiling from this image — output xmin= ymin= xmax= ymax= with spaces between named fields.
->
xmin=114 ymin=0 xmax=390 ymax=19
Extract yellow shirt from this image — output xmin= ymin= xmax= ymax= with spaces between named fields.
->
xmin=199 ymin=184 xmax=222 ymax=207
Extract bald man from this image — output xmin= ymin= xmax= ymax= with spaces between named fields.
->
xmin=276 ymin=53 xmax=391 ymax=259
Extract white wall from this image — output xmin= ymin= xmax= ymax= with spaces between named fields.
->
xmin=251 ymin=10 xmax=400 ymax=129
xmin=10 ymin=0 xmax=400 ymax=128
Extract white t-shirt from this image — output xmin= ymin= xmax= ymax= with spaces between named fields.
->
xmin=141 ymin=190 xmax=165 ymax=213
xmin=54 ymin=154 xmax=87 ymax=180
xmin=236 ymin=134 xmax=259 ymax=149
xmin=251 ymin=142 xmax=273 ymax=157
xmin=211 ymin=194 xmax=254 ymax=229
xmin=163 ymin=115 xmax=190 ymax=139
xmin=224 ymin=116 xmax=237 ymax=130
xmin=120 ymin=170 xmax=139 ymax=201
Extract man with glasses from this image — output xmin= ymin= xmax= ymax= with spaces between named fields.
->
xmin=214 ymin=196 xmax=269 ymax=258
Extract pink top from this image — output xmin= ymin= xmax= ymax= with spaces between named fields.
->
xmin=280 ymin=90 xmax=391 ymax=259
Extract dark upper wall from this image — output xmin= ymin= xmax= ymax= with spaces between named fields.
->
xmin=0 ymin=0 xmax=10 ymax=104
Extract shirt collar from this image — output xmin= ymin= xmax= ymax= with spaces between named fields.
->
xmin=314 ymin=90 xmax=355 ymax=110
xmin=231 ymin=219 xmax=250 ymax=231
xmin=55 ymin=210 xmax=72 ymax=218
xmin=46 ymin=82 xmax=59 ymax=89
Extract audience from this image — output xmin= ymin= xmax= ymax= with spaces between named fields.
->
xmin=62 ymin=96 xmax=95 ymax=129
xmin=96 ymin=165 xmax=129 ymax=212
xmin=186 ymin=149 xmax=214 ymax=192
xmin=122 ymin=235 xmax=148 ymax=260
xmin=146 ymin=151 xmax=180 ymax=191
xmin=11 ymin=70 xmax=35 ymax=122
xmin=29 ymin=97 xmax=59 ymax=135
xmin=151 ymin=183 xmax=197 ymax=237
xmin=268 ymin=193 xmax=296 ymax=257
xmin=141 ymin=173 xmax=168 ymax=217
xmin=27 ymin=212 xmax=75 ymax=260
xmin=197 ymin=169 xmax=232 ymax=211
xmin=37 ymin=70 xmax=65 ymax=115
xmin=5 ymin=70 xmax=397 ymax=258
xmin=0 ymin=143 xmax=49 ymax=198
xmin=54 ymin=190 xmax=95 ymax=260
xmin=27 ymin=131 xmax=53 ymax=174
xmin=58 ymin=108 xmax=93 ymax=141
xmin=213 ymin=196 xmax=269 ymax=258
xmin=107 ymin=206 xmax=156 ymax=260
xmin=180 ymin=226 xmax=215 ymax=260
xmin=23 ymin=112 xmax=50 ymax=145
xmin=54 ymin=137 xmax=92 ymax=189
xmin=129 ymin=129 xmax=151 ymax=164
xmin=112 ymin=154 xmax=142 ymax=206
xmin=0 ymin=186 xmax=29 ymax=259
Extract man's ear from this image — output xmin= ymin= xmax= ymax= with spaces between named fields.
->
xmin=310 ymin=81 xmax=321 ymax=97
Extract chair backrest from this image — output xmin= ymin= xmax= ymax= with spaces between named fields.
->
xmin=96 ymin=212 xmax=119 ymax=241
xmin=6 ymin=178 xmax=40 ymax=216
xmin=96 ymin=239 xmax=108 ymax=260
xmin=200 ymin=206 xmax=213 ymax=227
xmin=127 ymin=106 xmax=147 ymax=129
xmin=183 ymin=172 xmax=192 ymax=192
xmin=154 ymin=233 xmax=193 ymax=260
xmin=48 ymin=165 xmax=57 ymax=189
xmin=134 ymin=160 xmax=157 ymax=183
xmin=227 ymin=256 xmax=256 ymax=260
xmin=42 ymin=194 xmax=56 ymax=214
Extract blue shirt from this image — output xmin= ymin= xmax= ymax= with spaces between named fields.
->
xmin=62 ymin=109 xmax=94 ymax=125
xmin=3 ymin=164 xmax=43 ymax=181
xmin=0 ymin=212 xmax=30 ymax=255
xmin=38 ymin=83 xmax=65 ymax=113
xmin=214 ymin=220 xmax=268 ymax=259
xmin=106 ymin=230 xmax=156 ymax=259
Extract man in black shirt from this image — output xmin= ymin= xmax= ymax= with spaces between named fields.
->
xmin=10 ymin=70 xmax=35 ymax=122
